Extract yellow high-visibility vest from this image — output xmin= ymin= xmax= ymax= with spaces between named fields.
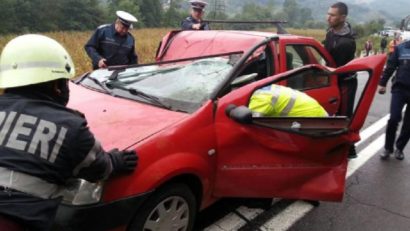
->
xmin=249 ymin=84 xmax=328 ymax=117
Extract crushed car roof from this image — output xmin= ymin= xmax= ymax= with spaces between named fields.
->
xmin=158 ymin=30 xmax=306 ymax=61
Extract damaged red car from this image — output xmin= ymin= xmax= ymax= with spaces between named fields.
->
xmin=53 ymin=30 xmax=386 ymax=231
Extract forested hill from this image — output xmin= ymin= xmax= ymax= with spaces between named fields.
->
xmin=222 ymin=0 xmax=409 ymax=23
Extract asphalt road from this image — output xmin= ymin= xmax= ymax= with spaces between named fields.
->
xmin=195 ymin=72 xmax=410 ymax=231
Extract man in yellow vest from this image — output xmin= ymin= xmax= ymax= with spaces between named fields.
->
xmin=249 ymin=84 xmax=328 ymax=117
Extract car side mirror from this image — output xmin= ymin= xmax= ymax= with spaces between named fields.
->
xmin=231 ymin=73 xmax=258 ymax=89
xmin=226 ymin=104 xmax=253 ymax=124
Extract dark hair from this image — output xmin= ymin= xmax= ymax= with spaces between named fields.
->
xmin=331 ymin=2 xmax=348 ymax=16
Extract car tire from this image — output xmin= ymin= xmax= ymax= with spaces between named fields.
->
xmin=128 ymin=183 xmax=197 ymax=231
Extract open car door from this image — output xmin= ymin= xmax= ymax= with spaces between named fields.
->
xmin=213 ymin=55 xmax=386 ymax=202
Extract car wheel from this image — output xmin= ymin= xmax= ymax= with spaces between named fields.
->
xmin=128 ymin=183 xmax=197 ymax=231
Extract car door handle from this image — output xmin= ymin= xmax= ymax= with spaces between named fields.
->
xmin=328 ymin=97 xmax=338 ymax=104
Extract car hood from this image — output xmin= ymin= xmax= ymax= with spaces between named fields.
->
xmin=67 ymin=83 xmax=188 ymax=149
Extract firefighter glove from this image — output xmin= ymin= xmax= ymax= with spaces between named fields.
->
xmin=108 ymin=149 xmax=138 ymax=174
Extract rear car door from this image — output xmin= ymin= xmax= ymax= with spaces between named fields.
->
xmin=213 ymin=55 xmax=386 ymax=202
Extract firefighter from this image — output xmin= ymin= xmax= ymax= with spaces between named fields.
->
xmin=85 ymin=11 xmax=138 ymax=70
xmin=249 ymin=84 xmax=328 ymax=117
xmin=0 ymin=34 xmax=138 ymax=231
xmin=181 ymin=0 xmax=210 ymax=30
xmin=379 ymin=39 xmax=410 ymax=160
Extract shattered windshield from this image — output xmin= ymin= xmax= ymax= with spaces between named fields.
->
xmin=78 ymin=53 xmax=241 ymax=113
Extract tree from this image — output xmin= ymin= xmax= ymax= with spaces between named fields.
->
xmin=162 ymin=0 xmax=185 ymax=27
xmin=137 ymin=0 xmax=163 ymax=27
xmin=282 ymin=0 xmax=299 ymax=27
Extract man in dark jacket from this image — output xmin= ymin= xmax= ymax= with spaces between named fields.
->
xmin=379 ymin=39 xmax=410 ymax=160
xmin=0 ymin=34 xmax=138 ymax=231
xmin=85 ymin=11 xmax=138 ymax=70
xmin=181 ymin=0 xmax=210 ymax=30
xmin=323 ymin=2 xmax=357 ymax=158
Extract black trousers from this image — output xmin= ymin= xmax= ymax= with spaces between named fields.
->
xmin=385 ymin=89 xmax=410 ymax=152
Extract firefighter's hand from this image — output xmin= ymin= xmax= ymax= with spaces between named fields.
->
xmin=108 ymin=149 xmax=138 ymax=174
xmin=98 ymin=58 xmax=107 ymax=69
xmin=192 ymin=23 xmax=201 ymax=30
xmin=378 ymin=86 xmax=386 ymax=95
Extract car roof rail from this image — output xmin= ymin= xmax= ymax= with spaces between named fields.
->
xmin=203 ymin=20 xmax=288 ymax=34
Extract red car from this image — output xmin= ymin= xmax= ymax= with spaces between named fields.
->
xmin=53 ymin=30 xmax=386 ymax=231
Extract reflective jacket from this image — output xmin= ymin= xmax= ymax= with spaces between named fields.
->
xmin=85 ymin=24 xmax=138 ymax=70
xmin=249 ymin=85 xmax=328 ymax=117
xmin=181 ymin=16 xmax=210 ymax=30
xmin=380 ymin=40 xmax=410 ymax=91
xmin=0 ymin=92 xmax=113 ymax=230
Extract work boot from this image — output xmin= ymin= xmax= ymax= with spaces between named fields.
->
xmin=380 ymin=149 xmax=392 ymax=160
xmin=348 ymin=145 xmax=357 ymax=159
xmin=394 ymin=149 xmax=405 ymax=160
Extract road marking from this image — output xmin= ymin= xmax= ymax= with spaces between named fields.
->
xmin=262 ymin=201 xmax=314 ymax=231
xmin=204 ymin=113 xmax=389 ymax=231
xmin=347 ymin=134 xmax=385 ymax=177
xmin=355 ymin=114 xmax=389 ymax=146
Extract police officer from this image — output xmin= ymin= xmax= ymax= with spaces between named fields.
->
xmin=0 ymin=34 xmax=138 ymax=231
xmin=379 ymin=39 xmax=410 ymax=160
xmin=249 ymin=84 xmax=328 ymax=117
xmin=323 ymin=2 xmax=357 ymax=158
xmin=181 ymin=0 xmax=210 ymax=30
xmin=85 ymin=11 xmax=138 ymax=70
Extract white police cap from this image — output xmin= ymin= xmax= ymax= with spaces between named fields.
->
xmin=189 ymin=0 xmax=208 ymax=10
xmin=116 ymin=11 xmax=138 ymax=27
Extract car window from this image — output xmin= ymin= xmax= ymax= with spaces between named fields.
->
xmin=286 ymin=45 xmax=330 ymax=90
xmin=286 ymin=45 xmax=328 ymax=70
xmin=287 ymin=68 xmax=330 ymax=91
xmin=80 ymin=53 xmax=241 ymax=113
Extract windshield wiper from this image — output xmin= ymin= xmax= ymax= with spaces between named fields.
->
xmin=106 ymin=82 xmax=171 ymax=110
xmin=76 ymin=74 xmax=112 ymax=93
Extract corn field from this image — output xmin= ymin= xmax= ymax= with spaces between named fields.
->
xmin=0 ymin=28 xmax=326 ymax=76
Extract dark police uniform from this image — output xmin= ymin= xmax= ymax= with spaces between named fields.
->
xmin=0 ymin=92 xmax=113 ymax=230
xmin=380 ymin=40 xmax=410 ymax=153
xmin=85 ymin=24 xmax=138 ymax=70
xmin=181 ymin=16 xmax=210 ymax=30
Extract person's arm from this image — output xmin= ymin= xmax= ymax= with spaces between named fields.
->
xmin=84 ymin=29 xmax=105 ymax=69
xmin=70 ymin=121 xmax=137 ymax=182
xmin=379 ymin=46 xmax=400 ymax=88
xmin=181 ymin=18 xmax=195 ymax=30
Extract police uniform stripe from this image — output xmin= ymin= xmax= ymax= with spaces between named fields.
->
xmin=280 ymin=91 xmax=298 ymax=116
xmin=73 ymin=140 xmax=102 ymax=177
xmin=270 ymin=85 xmax=281 ymax=106
xmin=0 ymin=61 xmax=62 ymax=72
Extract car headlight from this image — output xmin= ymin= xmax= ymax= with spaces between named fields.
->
xmin=59 ymin=179 xmax=104 ymax=206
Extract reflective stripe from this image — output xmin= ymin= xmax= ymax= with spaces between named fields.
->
xmin=270 ymin=85 xmax=281 ymax=106
xmin=0 ymin=167 xmax=60 ymax=199
xmin=73 ymin=140 xmax=101 ymax=177
xmin=280 ymin=91 xmax=298 ymax=116
xmin=0 ymin=62 xmax=62 ymax=72
xmin=252 ymin=112 xmax=264 ymax=117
